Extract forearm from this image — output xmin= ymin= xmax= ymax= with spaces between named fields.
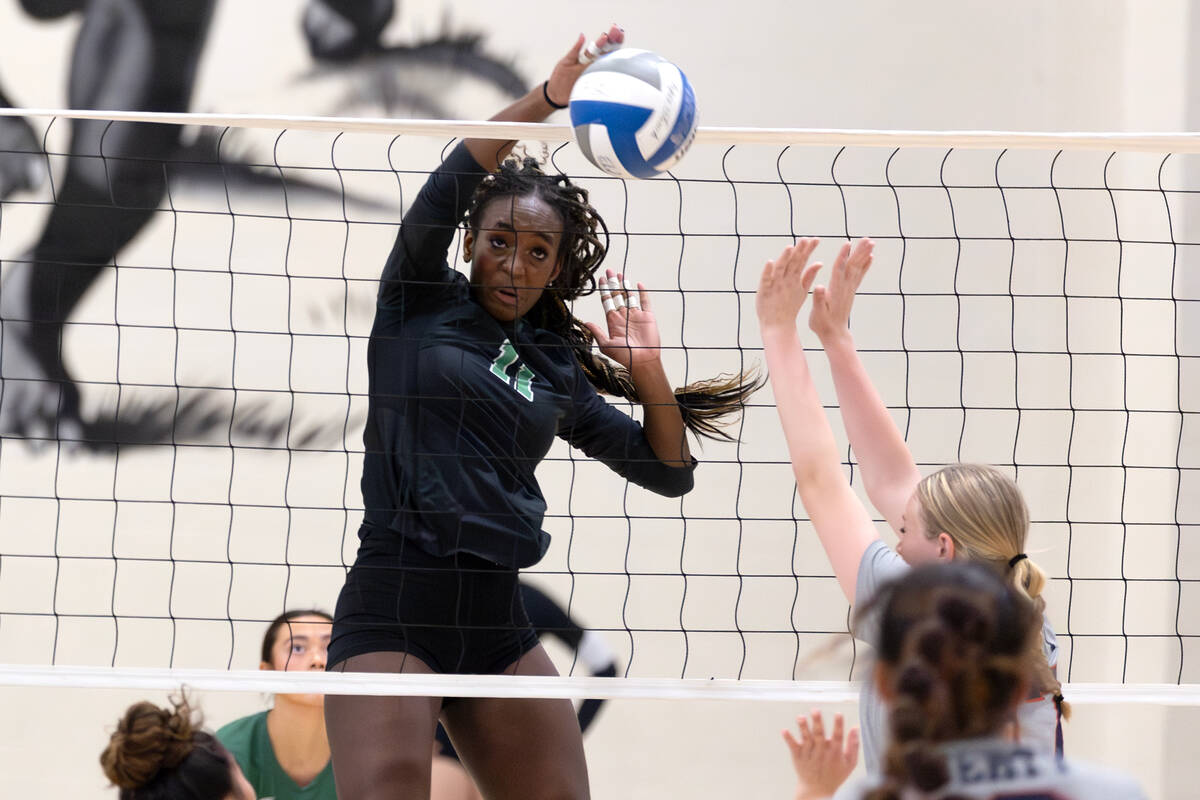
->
xmin=821 ymin=331 xmax=921 ymax=530
xmin=630 ymin=358 xmax=692 ymax=467
xmin=763 ymin=326 xmax=874 ymax=602
xmin=465 ymin=86 xmax=561 ymax=171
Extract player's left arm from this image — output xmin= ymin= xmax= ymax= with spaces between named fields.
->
xmin=585 ymin=269 xmax=692 ymax=467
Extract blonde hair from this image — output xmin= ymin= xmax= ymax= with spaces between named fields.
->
xmin=915 ymin=463 xmax=1070 ymax=720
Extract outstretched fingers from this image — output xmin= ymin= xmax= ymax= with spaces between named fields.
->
xmin=579 ymin=24 xmax=625 ymax=64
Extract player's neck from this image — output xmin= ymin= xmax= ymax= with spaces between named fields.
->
xmin=267 ymin=700 xmax=330 ymax=786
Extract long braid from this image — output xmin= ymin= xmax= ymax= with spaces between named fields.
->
xmin=466 ymin=156 xmax=762 ymax=441
xmin=861 ymin=563 xmax=1041 ymax=800
xmin=916 ymin=464 xmax=1069 ymax=721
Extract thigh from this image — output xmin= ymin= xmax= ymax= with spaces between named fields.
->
xmin=441 ymin=646 xmax=589 ymax=800
xmin=431 ymin=755 xmax=484 ymax=800
xmin=325 ymin=651 xmax=443 ymax=800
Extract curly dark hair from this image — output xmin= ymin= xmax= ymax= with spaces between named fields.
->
xmin=100 ymin=694 xmax=234 ymax=800
xmin=860 ymin=562 xmax=1042 ymax=800
xmin=465 ymin=156 xmax=762 ymax=441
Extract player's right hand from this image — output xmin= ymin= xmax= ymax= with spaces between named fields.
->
xmin=807 ymin=238 xmax=875 ymax=342
xmin=544 ymin=25 xmax=624 ymax=109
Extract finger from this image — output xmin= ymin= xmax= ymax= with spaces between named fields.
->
xmin=847 ymin=238 xmax=875 ymax=273
xmin=634 ymin=281 xmax=651 ymax=312
xmin=796 ymin=715 xmax=814 ymax=748
xmin=794 ymin=237 xmax=820 ymax=266
xmin=758 ymin=260 xmax=777 ymax=295
xmin=584 ymin=321 xmax=610 ymax=348
xmin=598 ymin=279 xmax=616 ymax=313
xmin=605 ymin=24 xmax=626 ymax=48
xmin=580 ymin=28 xmax=620 ymax=65
xmin=624 ymin=278 xmax=642 ymax=310
xmin=565 ymin=33 xmax=586 ymax=63
xmin=800 ymin=262 xmax=822 ymax=294
xmin=606 ymin=275 xmax=626 ymax=311
xmin=810 ymin=709 xmax=825 ymax=740
xmin=786 ymin=238 xmax=820 ymax=278
xmin=831 ymin=241 xmax=853 ymax=273
xmin=844 ymin=728 xmax=860 ymax=762
xmin=781 ymin=729 xmax=802 ymax=758
xmin=831 ymin=713 xmax=844 ymax=743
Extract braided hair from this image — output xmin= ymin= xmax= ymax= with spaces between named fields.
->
xmin=464 ymin=155 xmax=762 ymax=441
xmin=861 ymin=562 xmax=1041 ymax=800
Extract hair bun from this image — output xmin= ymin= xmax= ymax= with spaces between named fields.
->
xmin=100 ymin=698 xmax=198 ymax=790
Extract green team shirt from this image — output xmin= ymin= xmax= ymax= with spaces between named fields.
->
xmin=216 ymin=711 xmax=336 ymax=800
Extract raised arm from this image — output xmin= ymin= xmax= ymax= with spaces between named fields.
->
xmin=757 ymin=239 xmax=880 ymax=603
xmin=808 ymin=239 xmax=921 ymax=534
xmin=378 ymin=26 xmax=624 ymax=304
xmin=463 ymin=26 xmax=624 ymax=170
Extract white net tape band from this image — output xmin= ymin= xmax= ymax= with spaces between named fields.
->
xmin=5 ymin=107 xmax=1200 ymax=152
xmin=1 ymin=666 xmax=1198 ymax=706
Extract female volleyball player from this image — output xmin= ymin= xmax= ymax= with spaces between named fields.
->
xmin=217 ymin=610 xmax=335 ymax=800
xmin=324 ymin=25 xmax=758 ymax=800
xmin=786 ymin=563 xmax=1145 ymax=799
xmin=756 ymin=238 xmax=1063 ymax=774
xmin=101 ymin=695 xmax=257 ymax=800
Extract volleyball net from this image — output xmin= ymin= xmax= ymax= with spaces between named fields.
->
xmin=0 ymin=109 xmax=1195 ymax=704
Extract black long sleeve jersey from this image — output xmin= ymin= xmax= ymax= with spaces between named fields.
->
xmin=360 ymin=143 xmax=695 ymax=569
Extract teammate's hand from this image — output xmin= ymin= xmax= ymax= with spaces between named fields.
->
xmin=544 ymin=25 xmax=624 ymax=108
xmin=808 ymin=238 xmax=874 ymax=343
xmin=585 ymin=269 xmax=660 ymax=369
xmin=784 ymin=710 xmax=859 ymax=800
xmin=755 ymin=238 xmax=822 ymax=334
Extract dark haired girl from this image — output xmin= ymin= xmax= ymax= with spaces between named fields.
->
xmin=786 ymin=562 xmax=1146 ymax=799
xmin=218 ymin=610 xmax=334 ymax=800
xmin=323 ymin=27 xmax=759 ymax=800
xmin=101 ymin=696 xmax=256 ymax=800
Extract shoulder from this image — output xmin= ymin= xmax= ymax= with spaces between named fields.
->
xmin=376 ymin=264 xmax=468 ymax=315
xmin=856 ymin=540 xmax=907 ymax=599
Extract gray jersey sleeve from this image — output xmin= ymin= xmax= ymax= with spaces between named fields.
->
xmin=850 ymin=540 xmax=909 ymax=775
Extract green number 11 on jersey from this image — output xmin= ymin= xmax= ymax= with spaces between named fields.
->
xmin=489 ymin=339 xmax=535 ymax=402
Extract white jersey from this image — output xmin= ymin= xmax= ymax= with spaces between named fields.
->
xmin=832 ymin=737 xmax=1146 ymax=799
xmin=853 ymin=541 xmax=1061 ymax=773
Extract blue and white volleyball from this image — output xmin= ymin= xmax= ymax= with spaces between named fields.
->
xmin=568 ymin=49 xmax=698 ymax=179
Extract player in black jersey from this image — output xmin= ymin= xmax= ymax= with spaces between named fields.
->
xmin=323 ymin=26 xmax=760 ymax=800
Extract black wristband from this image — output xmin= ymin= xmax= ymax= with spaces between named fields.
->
xmin=542 ymin=81 xmax=568 ymax=110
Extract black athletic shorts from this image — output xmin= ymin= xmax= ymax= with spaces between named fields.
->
xmin=327 ymin=526 xmax=539 ymax=674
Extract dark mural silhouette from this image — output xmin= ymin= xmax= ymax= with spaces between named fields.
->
xmin=0 ymin=0 xmax=527 ymax=451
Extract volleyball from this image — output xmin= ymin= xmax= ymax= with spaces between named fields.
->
xmin=568 ymin=49 xmax=698 ymax=179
